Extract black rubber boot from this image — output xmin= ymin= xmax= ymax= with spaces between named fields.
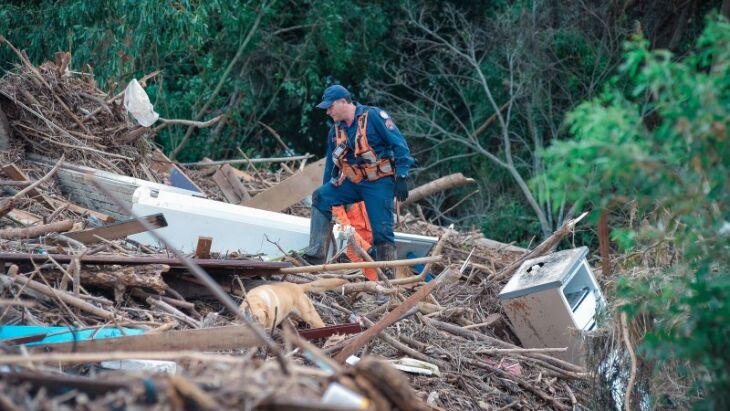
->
xmin=302 ymin=207 xmax=333 ymax=265
xmin=375 ymin=242 xmax=397 ymax=279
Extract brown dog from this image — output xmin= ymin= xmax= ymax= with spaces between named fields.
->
xmin=240 ymin=278 xmax=347 ymax=330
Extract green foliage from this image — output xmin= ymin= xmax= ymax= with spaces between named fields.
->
xmin=480 ymin=197 xmax=543 ymax=247
xmin=0 ymin=1 xmax=719 ymax=247
xmin=541 ymin=15 xmax=730 ymax=408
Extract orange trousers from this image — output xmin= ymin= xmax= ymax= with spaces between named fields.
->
xmin=332 ymin=202 xmax=378 ymax=281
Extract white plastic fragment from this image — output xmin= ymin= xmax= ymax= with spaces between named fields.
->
xmin=345 ymin=355 xmax=361 ymax=366
xmin=123 ymin=79 xmax=159 ymax=127
xmin=346 ymin=355 xmax=441 ymax=377
xmin=322 ymin=382 xmax=370 ymax=410
xmin=100 ymin=359 xmax=176 ymax=374
xmin=389 ymin=357 xmax=441 ymax=376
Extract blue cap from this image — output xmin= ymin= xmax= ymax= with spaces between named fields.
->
xmin=316 ymin=85 xmax=351 ymax=109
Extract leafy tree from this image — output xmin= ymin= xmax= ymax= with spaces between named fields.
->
xmin=540 ymin=15 xmax=729 ymax=409
xmin=371 ymin=1 xmax=626 ymax=238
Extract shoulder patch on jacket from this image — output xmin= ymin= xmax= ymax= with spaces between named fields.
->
xmin=385 ymin=118 xmax=395 ymax=129
xmin=379 ymin=110 xmax=389 ymax=119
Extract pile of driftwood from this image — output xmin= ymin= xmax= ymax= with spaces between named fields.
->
xmin=0 ymin=48 xmax=595 ymax=410
xmin=0 ymin=38 xmax=160 ymax=178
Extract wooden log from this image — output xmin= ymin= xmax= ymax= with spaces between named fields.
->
xmin=333 ymin=268 xmax=457 ymax=363
xmin=402 ymin=173 xmax=475 ymax=205
xmin=194 ymin=236 xmax=213 ymax=259
xmin=0 ymin=219 xmax=74 ymax=239
xmin=42 ymin=264 xmax=169 ymax=293
xmin=62 ymin=213 xmax=167 ymax=244
xmin=491 ymin=212 xmax=588 ymax=281
xmin=279 ymin=256 xmax=440 ymax=274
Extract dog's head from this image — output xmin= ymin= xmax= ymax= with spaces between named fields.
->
xmin=239 ymin=300 xmax=272 ymax=329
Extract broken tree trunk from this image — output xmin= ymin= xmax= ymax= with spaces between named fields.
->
xmin=403 ymin=172 xmax=475 ymax=205
xmin=42 ymin=264 xmax=169 ymax=293
xmin=0 ymin=219 xmax=74 ymax=239
xmin=490 ymin=212 xmax=588 ymax=282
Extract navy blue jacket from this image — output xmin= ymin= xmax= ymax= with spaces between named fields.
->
xmin=323 ymin=103 xmax=414 ymax=184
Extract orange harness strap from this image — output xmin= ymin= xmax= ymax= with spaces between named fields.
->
xmin=332 ymin=111 xmax=394 ymax=187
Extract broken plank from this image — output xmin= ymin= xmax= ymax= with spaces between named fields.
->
xmin=1 ymin=163 xmax=54 ymax=209
xmin=6 ymin=209 xmax=42 ymax=225
xmin=298 ymin=323 xmax=362 ymax=340
xmin=29 ymin=325 xmax=262 ymax=353
xmin=221 ymin=164 xmax=251 ymax=201
xmin=0 ymin=252 xmax=290 ymax=271
xmin=212 ymin=168 xmax=242 ymax=203
xmin=194 ymin=236 xmax=213 ymax=259
xmin=62 ymin=213 xmax=167 ymax=244
xmin=240 ymin=158 xmax=325 ymax=212
xmin=225 ymin=165 xmax=255 ymax=182
xmin=26 ymin=323 xmax=361 ymax=354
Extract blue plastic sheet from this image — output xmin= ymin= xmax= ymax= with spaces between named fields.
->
xmin=0 ymin=325 xmax=144 ymax=346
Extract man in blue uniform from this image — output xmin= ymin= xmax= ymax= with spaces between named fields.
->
xmin=303 ymin=85 xmax=414 ymax=277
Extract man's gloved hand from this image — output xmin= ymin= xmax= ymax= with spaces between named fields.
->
xmin=395 ymin=176 xmax=409 ymax=202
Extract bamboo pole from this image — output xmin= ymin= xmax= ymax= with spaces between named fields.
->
xmin=279 ymin=256 xmax=441 ymax=274
xmin=180 ymin=154 xmax=313 ymax=167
